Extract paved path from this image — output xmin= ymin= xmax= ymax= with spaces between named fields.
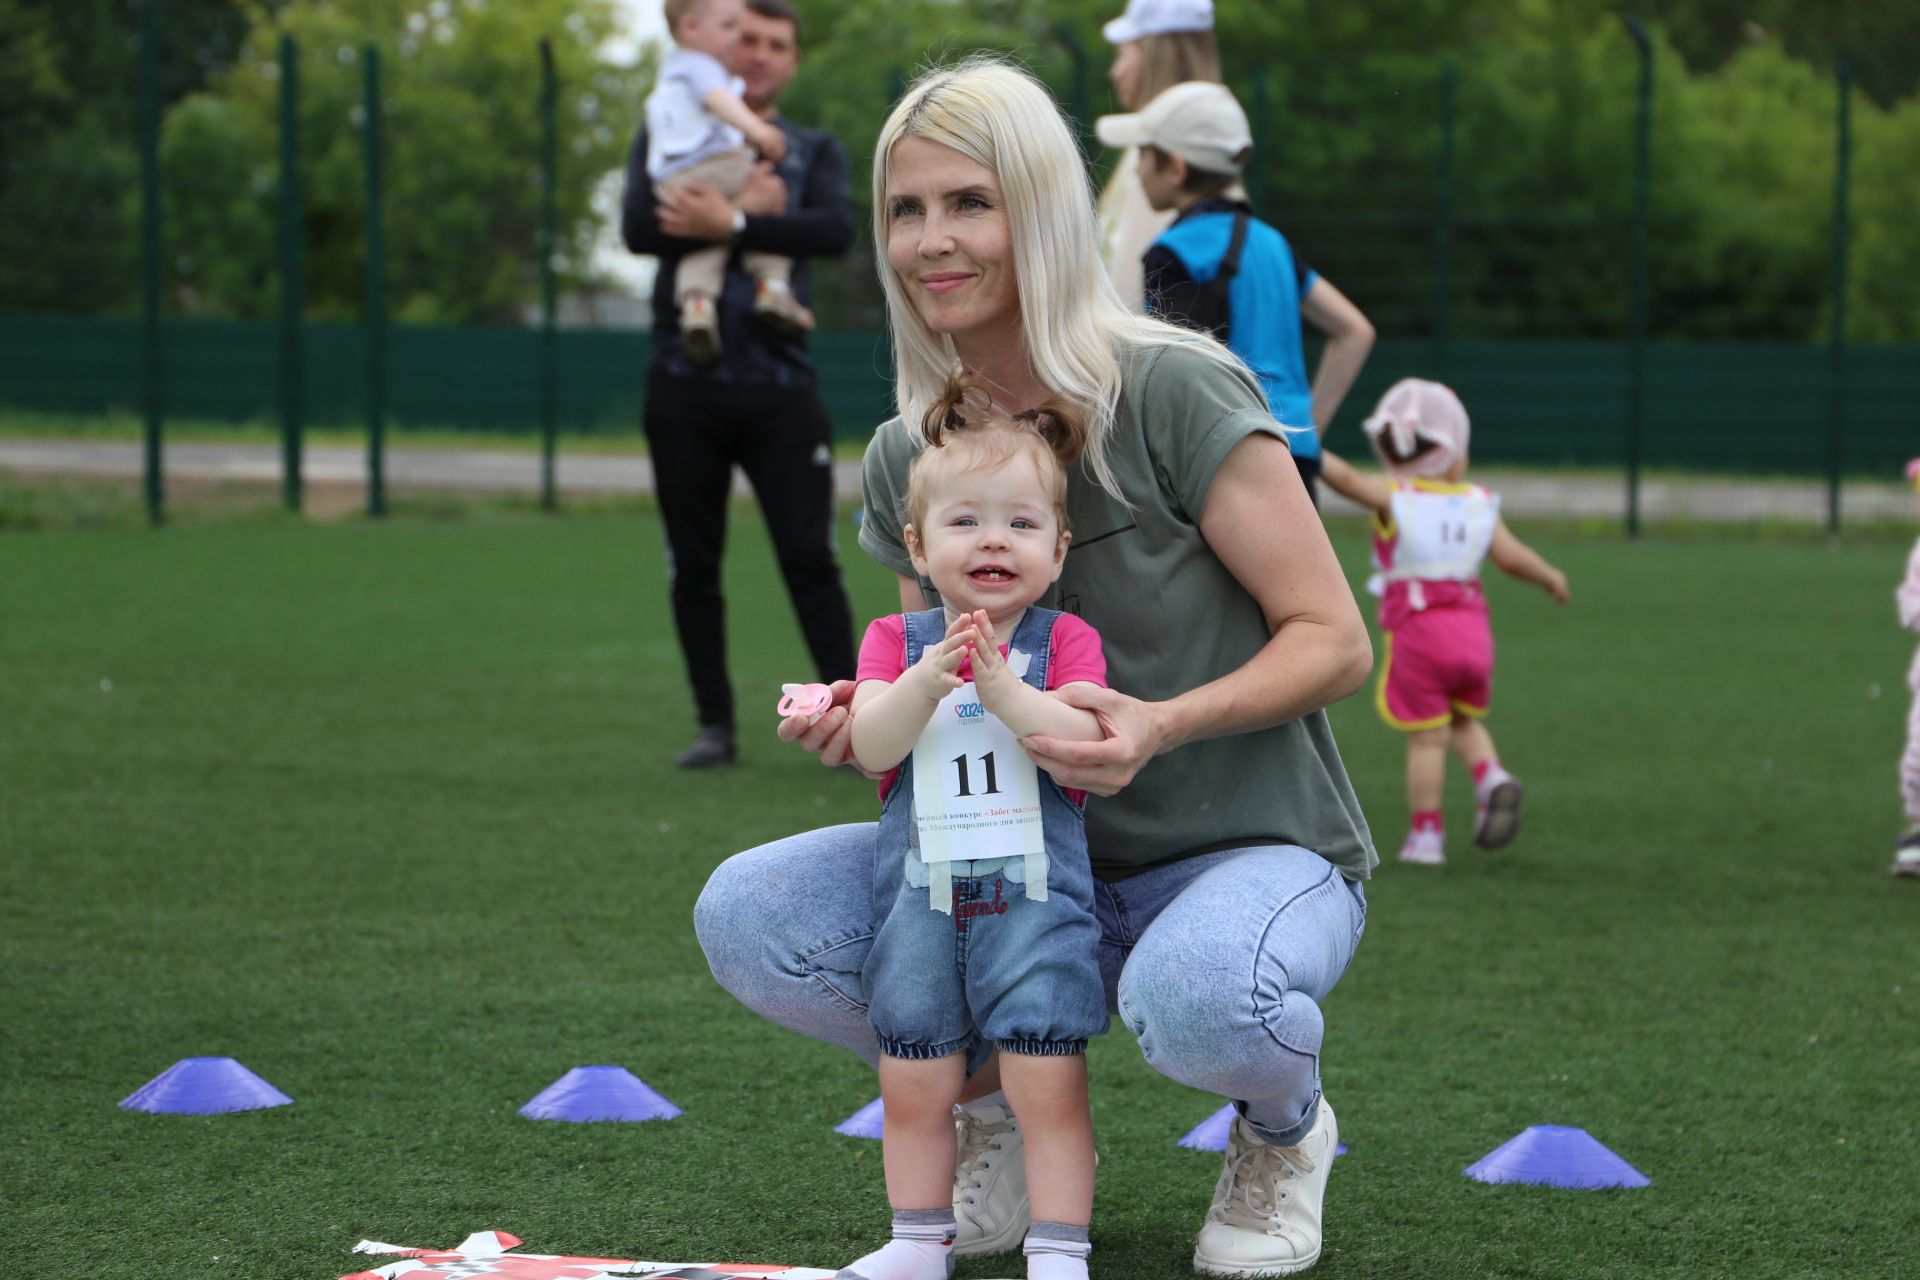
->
xmin=0 ymin=439 xmax=1905 ymax=524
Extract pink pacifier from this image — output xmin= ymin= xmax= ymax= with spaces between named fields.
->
xmin=778 ymin=682 xmax=834 ymax=725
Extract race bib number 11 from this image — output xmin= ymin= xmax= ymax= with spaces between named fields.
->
xmin=910 ymin=683 xmax=1044 ymax=865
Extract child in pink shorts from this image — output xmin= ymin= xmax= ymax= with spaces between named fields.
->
xmin=1892 ymin=458 xmax=1920 ymax=878
xmin=1321 ymin=378 xmax=1570 ymax=865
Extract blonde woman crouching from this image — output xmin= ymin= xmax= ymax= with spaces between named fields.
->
xmin=697 ymin=57 xmax=1377 ymax=1280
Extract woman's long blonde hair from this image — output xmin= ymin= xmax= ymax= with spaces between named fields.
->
xmin=1096 ymin=31 xmax=1224 ymax=266
xmin=1132 ymin=30 xmax=1222 ymax=111
xmin=873 ymin=57 xmax=1240 ymax=499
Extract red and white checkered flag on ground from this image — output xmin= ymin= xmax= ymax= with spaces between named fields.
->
xmin=339 ymin=1230 xmax=839 ymax=1280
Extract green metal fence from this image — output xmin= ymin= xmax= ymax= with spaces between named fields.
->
xmin=6 ymin=312 xmax=1909 ymax=476
xmin=4 ymin=9 xmax=1917 ymax=530
xmin=0 ymin=311 xmax=895 ymax=445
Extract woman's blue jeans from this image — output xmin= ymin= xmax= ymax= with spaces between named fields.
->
xmin=694 ymin=824 xmax=1367 ymax=1146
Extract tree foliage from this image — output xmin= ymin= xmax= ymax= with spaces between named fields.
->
xmin=779 ymin=0 xmax=1916 ymax=341
xmin=159 ymin=0 xmax=649 ymax=324
xmin=1101 ymin=0 xmax=1913 ymax=341
xmin=0 ymin=0 xmax=262 ymax=313
xmin=1 ymin=0 xmax=1913 ymax=340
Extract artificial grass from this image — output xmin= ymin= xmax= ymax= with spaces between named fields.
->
xmin=2 ymin=508 xmax=1916 ymax=1278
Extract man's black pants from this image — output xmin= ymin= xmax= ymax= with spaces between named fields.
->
xmin=644 ymin=368 xmax=857 ymax=731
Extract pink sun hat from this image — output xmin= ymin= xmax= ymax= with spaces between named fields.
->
xmin=1906 ymin=458 xmax=1920 ymax=490
xmin=1362 ymin=378 xmax=1471 ymax=480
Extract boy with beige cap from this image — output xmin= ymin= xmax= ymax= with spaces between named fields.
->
xmin=1097 ymin=81 xmax=1375 ymax=504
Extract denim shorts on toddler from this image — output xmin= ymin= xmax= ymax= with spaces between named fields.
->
xmin=861 ymin=606 xmax=1108 ymax=1060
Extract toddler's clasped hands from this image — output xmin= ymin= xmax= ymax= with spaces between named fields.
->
xmin=905 ymin=610 xmax=1016 ymax=707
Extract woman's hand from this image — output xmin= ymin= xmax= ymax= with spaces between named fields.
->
xmin=1021 ymin=685 xmax=1169 ymax=797
xmin=775 ymin=677 xmax=861 ymax=766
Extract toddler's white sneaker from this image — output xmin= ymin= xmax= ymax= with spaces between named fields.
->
xmin=1397 ymin=829 xmax=1445 ymax=865
xmin=1473 ymin=767 xmax=1524 ymax=850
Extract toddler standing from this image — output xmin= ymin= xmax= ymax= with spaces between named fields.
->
xmin=644 ymin=0 xmax=812 ymax=365
xmin=1320 ymin=378 xmax=1569 ymax=866
xmin=1893 ymin=459 xmax=1920 ymax=878
xmin=836 ymin=374 xmax=1108 ymax=1280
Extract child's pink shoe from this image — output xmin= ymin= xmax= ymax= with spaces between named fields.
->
xmin=777 ymin=682 xmax=833 ymax=726
xmin=1398 ymin=829 xmax=1445 ymax=865
xmin=1474 ymin=767 xmax=1524 ymax=849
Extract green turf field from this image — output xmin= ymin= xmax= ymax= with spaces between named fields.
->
xmin=3 ymin=508 xmax=1916 ymax=1279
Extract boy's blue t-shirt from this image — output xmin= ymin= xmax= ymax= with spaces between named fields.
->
xmin=1145 ymin=198 xmax=1321 ymax=458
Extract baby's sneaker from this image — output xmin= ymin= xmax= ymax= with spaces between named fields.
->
xmin=752 ymin=278 xmax=815 ymax=338
xmin=1473 ymin=766 xmax=1524 ymax=850
xmin=1893 ymin=828 xmax=1920 ymax=879
xmin=680 ymin=292 xmax=721 ymax=366
xmin=1397 ymin=829 xmax=1445 ymax=865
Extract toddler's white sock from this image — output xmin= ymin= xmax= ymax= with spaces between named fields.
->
xmin=1024 ymin=1221 xmax=1091 ymax=1280
xmin=837 ymin=1209 xmax=956 ymax=1280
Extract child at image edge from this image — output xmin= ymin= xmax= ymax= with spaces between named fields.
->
xmin=838 ymin=374 xmax=1109 ymax=1280
xmin=1892 ymin=458 xmax=1920 ymax=878
xmin=644 ymin=0 xmax=813 ymax=365
xmin=1320 ymin=378 xmax=1570 ymax=866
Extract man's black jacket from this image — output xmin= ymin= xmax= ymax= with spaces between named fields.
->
xmin=621 ymin=117 xmax=856 ymax=387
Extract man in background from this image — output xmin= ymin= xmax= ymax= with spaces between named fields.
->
xmin=622 ymin=0 xmax=857 ymax=768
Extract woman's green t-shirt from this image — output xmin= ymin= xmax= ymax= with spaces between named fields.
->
xmin=859 ymin=339 xmax=1378 ymax=882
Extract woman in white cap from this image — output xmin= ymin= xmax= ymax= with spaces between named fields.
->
xmin=1098 ymin=0 xmax=1223 ymax=310
xmin=699 ymin=57 xmax=1375 ymax=1279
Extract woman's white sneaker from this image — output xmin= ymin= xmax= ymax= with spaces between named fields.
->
xmin=1191 ymin=1099 xmax=1337 ymax=1278
xmin=951 ymin=1102 xmax=1027 ymax=1257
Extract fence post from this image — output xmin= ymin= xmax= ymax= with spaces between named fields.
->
xmin=1826 ymin=55 xmax=1852 ymax=535
xmin=139 ymin=1 xmax=165 ymax=527
xmin=363 ymin=44 xmax=386 ymax=518
xmin=538 ymin=39 xmax=559 ymax=513
xmin=1247 ymin=66 xmax=1270 ymax=212
xmin=279 ymin=34 xmax=304 ymax=514
xmin=1622 ymin=15 xmax=1653 ymax=538
xmin=1432 ymin=59 xmax=1456 ymax=381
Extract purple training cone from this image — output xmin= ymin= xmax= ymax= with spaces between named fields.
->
xmin=519 ymin=1066 xmax=681 ymax=1123
xmin=835 ymin=1096 xmax=886 ymax=1140
xmin=1464 ymin=1125 xmax=1649 ymax=1189
xmin=120 ymin=1057 xmax=293 ymax=1115
xmin=1178 ymin=1103 xmax=1345 ymax=1156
